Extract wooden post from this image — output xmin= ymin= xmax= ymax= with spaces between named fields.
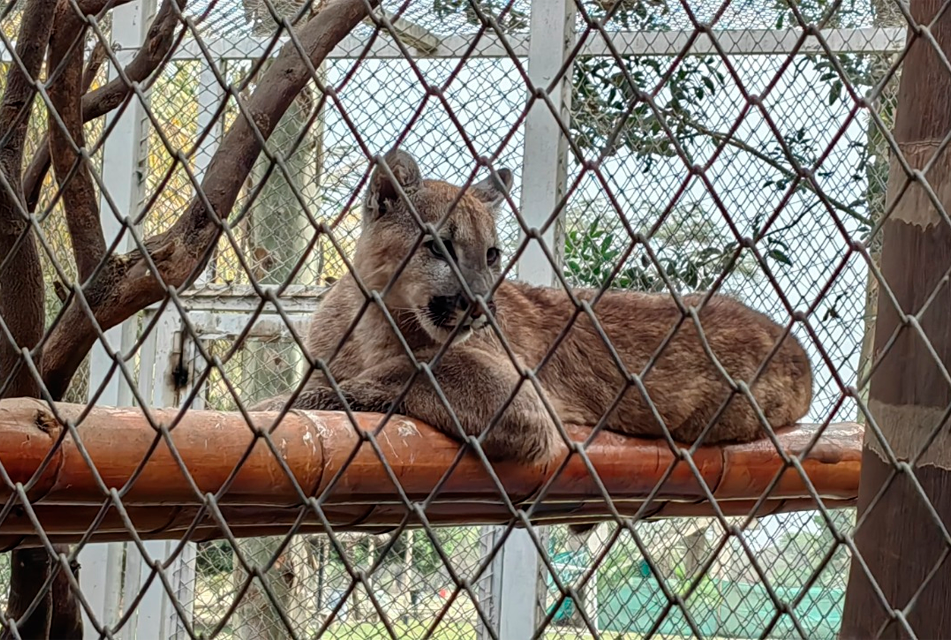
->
xmin=0 ymin=399 xmax=862 ymax=543
xmin=840 ymin=0 xmax=951 ymax=635
xmin=79 ymin=0 xmax=152 ymax=633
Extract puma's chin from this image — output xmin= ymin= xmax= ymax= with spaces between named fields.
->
xmin=418 ymin=312 xmax=483 ymax=347
xmin=421 ymin=321 xmax=472 ymax=347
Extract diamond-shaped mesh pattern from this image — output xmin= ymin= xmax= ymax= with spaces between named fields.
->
xmin=1 ymin=0 xmax=949 ymax=638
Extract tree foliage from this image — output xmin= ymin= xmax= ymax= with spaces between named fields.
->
xmin=562 ymin=201 xmax=792 ymax=295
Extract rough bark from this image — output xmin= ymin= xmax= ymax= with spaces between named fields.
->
xmin=39 ymin=0 xmax=379 ymax=401
xmin=0 ymin=0 xmax=53 ymax=400
xmin=840 ymin=0 xmax=951 ymax=635
xmin=0 ymin=0 xmax=58 ymax=636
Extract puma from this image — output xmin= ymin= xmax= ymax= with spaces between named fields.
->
xmin=252 ymin=148 xmax=814 ymax=465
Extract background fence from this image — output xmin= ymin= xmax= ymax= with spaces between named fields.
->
xmin=0 ymin=0 xmax=911 ymax=636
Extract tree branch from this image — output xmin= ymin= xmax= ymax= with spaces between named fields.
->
xmin=24 ymin=0 xmax=185 ymax=212
xmin=84 ymin=39 xmax=109 ymax=88
xmin=675 ymin=116 xmax=873 ymax=228
xmin=0 ymin=549 xmax=52 ymax=639
xmin=23 ymin=39 xmax=107 ymax=212
xmin=47 ymin=0 xmax=107 ymax=282
xmin=40 ymin=0 xmax=379 ymax=399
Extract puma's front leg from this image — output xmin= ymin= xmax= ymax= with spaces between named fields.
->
xmin=248 ymin=372 xmax=355 ymax=414
xmin=394 ymin=348 xmax=561 ymax=464
xmin=249 ymin=384 xmax=392 ymax=414
xmin=285 ymin=349 xmax=560 ymax=464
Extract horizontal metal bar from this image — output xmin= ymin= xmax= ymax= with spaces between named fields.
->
xmin=0 ymin=27 xmax=906 ymax=64
xmin=587 ymin=27 xmax=907 ymax=56
xmin=170 ymin=30 xmax=525 ymax=61
xmin=373 ymin=8 xmax=442 ymax=53
xmin=186 ymin=311 xmax=310 ymax=341
xmin=143 ymin=284 xmax=327 ymax=315
xmin=158 ymin=27 xmax=906 ymax=62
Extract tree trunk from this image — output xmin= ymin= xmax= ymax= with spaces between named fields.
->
xmin=840 ymin=0 xmax=951 ymax=635
xmin=47 ymin=551 xmax=82 ymax=639
xmin=2 ymin=549 xmax=52 ymax=640
xmin=0 ymin=0 xmax=83 ymax=633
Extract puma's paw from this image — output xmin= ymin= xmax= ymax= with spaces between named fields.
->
xmin=248 ymin=395 xmax=293 ymax=413
xmin=291 ymin=387 xmax=351 ymax=412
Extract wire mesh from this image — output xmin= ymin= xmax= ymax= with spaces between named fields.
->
xmin=0 ymin=0 xmax=945 ymax=637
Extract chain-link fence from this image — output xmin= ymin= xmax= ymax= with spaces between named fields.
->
xmin=1 ymin=0 xmax=948 ymax=637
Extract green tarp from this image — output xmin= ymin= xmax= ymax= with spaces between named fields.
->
xmin=549 ymin=569 xmax=843 ymax=638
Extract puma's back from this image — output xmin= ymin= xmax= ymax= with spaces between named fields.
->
xmin=483 ymin=282 xmax=813 ymax=444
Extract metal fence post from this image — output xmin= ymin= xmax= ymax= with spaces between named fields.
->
xmin=481 ymin=1 xmax=575 ymax=638
xmin=514 ymin=0 xmax=574 ymax=286
xmin=119 ymin=308 xmax=193 ymax=640
xmin=77 ymin=0 xmax=152 ymax=634
xmin=144 ymin=55 xmax=227 ymax=639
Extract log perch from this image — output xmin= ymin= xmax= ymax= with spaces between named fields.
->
xmin=0 ymin=399 xmax=862 ymax=549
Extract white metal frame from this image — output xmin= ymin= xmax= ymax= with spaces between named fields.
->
xmin=479 ymin=0 xmax=577 ymax=637
xmin=164 ymin=26 xmax=907 ymax=61
xmin=31 ymin=3 xmax=908 ymax=637
xmin=0 ymin=26 xmax=908 ymax=65
xmin=78 ymin=0 xmax=152 ymax=635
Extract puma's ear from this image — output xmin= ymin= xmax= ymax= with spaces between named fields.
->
xmin=470 ymin=167 xmax=514 ymax=211
xmin=364 ymin=149 xmax=423 ymax=222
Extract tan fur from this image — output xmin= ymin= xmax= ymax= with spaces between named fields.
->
xmin=253 ymin=149 xmax=814 ymax=465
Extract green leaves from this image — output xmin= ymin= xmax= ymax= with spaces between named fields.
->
xmin=562 ymin=205 xmax=795 ymax=294
xmin=571 ymin=55 xmax=727 ymax=162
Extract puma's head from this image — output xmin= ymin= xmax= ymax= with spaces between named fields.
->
xmin=352 ymin=148 xmax=513 ymax=345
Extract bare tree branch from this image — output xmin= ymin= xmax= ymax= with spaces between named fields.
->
xmin=41 ymin=0 xmax=380 ymax=400
xmin=83 ymin=40 xmax=109 ymax=89
xmin=80 ymin=0 xmax=186 ymax=115
xmin=48 ymin=0 xmax=107 ymax=282
xmin=23 ymin=40 xmax=106 ymax=212
xmin=24 ymin=0 xmax=185 ymax=211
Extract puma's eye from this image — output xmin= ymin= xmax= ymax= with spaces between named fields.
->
xmin=486 ymin=247 xmax=501 ymax=266
xmin=426 ymin=238 xmax=456 ymax=262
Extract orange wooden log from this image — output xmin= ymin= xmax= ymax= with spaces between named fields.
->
xmin=0 ymin=398 xmax=862 ymax=549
